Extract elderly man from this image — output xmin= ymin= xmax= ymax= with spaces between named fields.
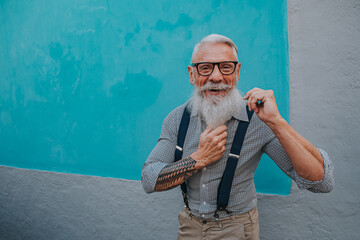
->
xmin=141 ymin=34 xmax=334 ymax=240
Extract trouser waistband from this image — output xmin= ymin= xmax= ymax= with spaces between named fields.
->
xmin=184 ymin=206 xmax=256 ymax=224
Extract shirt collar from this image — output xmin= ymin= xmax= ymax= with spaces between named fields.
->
xmin=232 ymin=98 xmax=249 ymax=122
xmin=189 ymin=98 xmax=250 ymax=122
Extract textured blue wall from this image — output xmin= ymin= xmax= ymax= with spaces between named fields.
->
xmin=0 ymin=0 xmax=290 ymax=194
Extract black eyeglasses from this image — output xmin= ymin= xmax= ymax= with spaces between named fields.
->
xmin=190 ymin=61 xmax=238 ymax=76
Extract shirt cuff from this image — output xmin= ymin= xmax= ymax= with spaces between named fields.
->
xmin=293 ymin=148 xmax=334 ymax=193
xmin=141 ymin=161 xmax=168 ymax=193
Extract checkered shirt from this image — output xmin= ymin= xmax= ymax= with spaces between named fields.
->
xmin=141 ymin=99 xmax=334 ymax=219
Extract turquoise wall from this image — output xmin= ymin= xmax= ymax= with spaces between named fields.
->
xmin=0 ymin=0 xmax=290 ymax=194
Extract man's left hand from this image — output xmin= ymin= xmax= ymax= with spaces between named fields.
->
xmin=243 ymin=87 xmax=282 ymax=125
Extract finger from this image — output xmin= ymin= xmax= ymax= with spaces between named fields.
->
xmin=213 ymin=131 xmax=228 ymax=143
xmin=243 ymin=88 xmax=256 ymax=100
xmin=249 ymin=94 xmax=259 ymax=113
xmin=218 ymin=130 xmax=228 ymax=141
xmin=247 ymin=91 xmax=260 ymax=111
xmin=243 ymin=88 xmax=257 ymax=100
xmin=250 ymin=91 xmax=266 ymax=112
xmin=209 ymin=125 xmax=227 ymax=136
xmin=245 ymin=89 xmax=262 ymax=110
xmin=243 ymin=90 xmax=253 ymax=100
xmin=216 ymin=138 xmax=227 ymax=150
xmin=202 ymin=126 xmax=212 ymax=135
xmin=247 ymin=95 xmax=252 ymax=111
xmin=243 ymin=87 xmax=263 ymax=100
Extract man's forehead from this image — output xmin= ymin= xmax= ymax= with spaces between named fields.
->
xmin=192 ymin=42 xmax=237 ymax=62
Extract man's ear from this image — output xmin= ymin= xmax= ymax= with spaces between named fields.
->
xmin=188 ymin=66 xmax=195 ymax=85
xmin=236 ymin=62 xmax=241 ymax=82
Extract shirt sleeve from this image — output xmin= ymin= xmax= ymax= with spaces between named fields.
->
xmin=262 ymin=128 xmax=334 ymax=193
xmin=141 ymin=108 xmax=179 ymax=194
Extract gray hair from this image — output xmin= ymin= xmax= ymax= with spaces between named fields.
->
xmin=191 ymin=34 xmax=238 ymax=62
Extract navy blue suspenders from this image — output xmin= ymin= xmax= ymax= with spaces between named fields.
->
xmin=174 ymin=105 xmax=254 ymax=217
xmin=174 ymin=107 xmax=191 ymax=208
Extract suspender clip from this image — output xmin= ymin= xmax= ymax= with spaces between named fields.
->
xmin=214 ymin=211 xmax=219 ymax=221
xmin=228 ymin=153 xmax=239 ymax=159
xmin=215 ymin=207 xmax=232 ymax=218
xmin=176 ymin=145 xmax=183 ymax=151
xmin=214 ymin=211 xmax=223 ymax=227
xmin=182 ymin=191 xmax=190 ymax=210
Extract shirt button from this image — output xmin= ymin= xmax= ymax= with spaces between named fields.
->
xmin=201 ymin=214 xmax=205 ymax=218
xmin=203 ymin=201 xmax=206 ymax=205
xmin=203 ymin=167 xmax=207 ymax=171
xmin=202 ymin=184 xmax=206 ymax=188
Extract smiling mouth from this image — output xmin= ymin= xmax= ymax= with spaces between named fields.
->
xmin=198 ymin=83 xmax=232 ymax=96
xmin=206 ymin=89 xmax=227 ymax=96
xmin=209 ymin=89 xmax=222 ymax=92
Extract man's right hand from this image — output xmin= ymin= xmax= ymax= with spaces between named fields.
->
xmin=191 ymin=125 xmax=228 ymax=168
xmin=154 ymin=125 xmax=227 ymax=192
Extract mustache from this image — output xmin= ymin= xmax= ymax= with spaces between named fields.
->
xmin=196 ymin=82 xmax=232 ymax=92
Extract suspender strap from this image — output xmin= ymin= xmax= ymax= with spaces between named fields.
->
xmin=216 ymin=106 xmax=254 ymax=212
xmin=175 ymin=105 xmax=254 ymax=214
xmin=175 ymin=106 xmax=190 ymax=162
xmin=175 ymin=106 xmax=191 ymax=205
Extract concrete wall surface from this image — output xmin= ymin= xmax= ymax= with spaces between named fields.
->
xmin=1 ymin=0 xmax=360 ymax=239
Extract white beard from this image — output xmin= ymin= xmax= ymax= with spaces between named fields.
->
xmin=190 ymin=82 xmax=242 ymax=129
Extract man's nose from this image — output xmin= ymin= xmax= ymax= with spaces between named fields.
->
xmin=208 ymin=64 xmax=223 ymax=82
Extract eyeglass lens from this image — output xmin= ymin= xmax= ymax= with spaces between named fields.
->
xmin=197 ymin=62 xmax=236 ymax=76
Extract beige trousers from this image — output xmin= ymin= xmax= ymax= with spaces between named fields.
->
xmin=177 ymin=207 xmax=259 ymax=240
